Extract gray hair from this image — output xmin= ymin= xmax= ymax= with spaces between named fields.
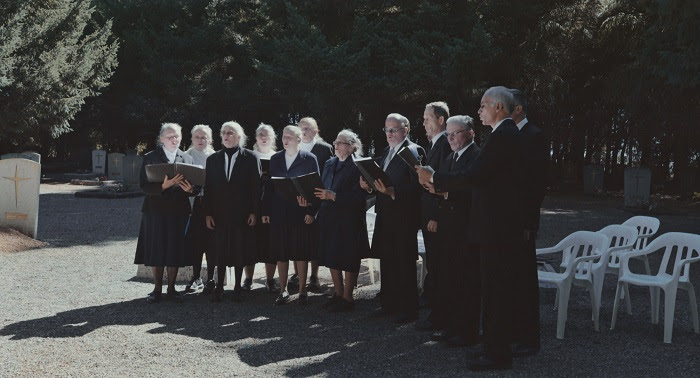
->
xmin=509 ymin=88 xmax=528 ymax=115
xmin=253 ymin=123 xmax=277 ymax=152
xmin=187 ymin=124 xmax=215 ymax=153
xmin=336 ymin=129 xmax=364 ymax=157
xmin=157 ymin=122 xmax=182 ymax=146
xmin=484 ymin=86 xmax=515 ymax=114
xmin=299 ymin=116 xmax=324 ymax=142
xmin=425 ymin=101 xmax=450 ymax=124
xmin=386 ymin=113 xmax=410 ymax=131
xmin=283 ymin=125 xmax=302 ymax=141
xmin=446 ymin=115 xmax=474 ymax=131
xmin=220 ymin=121 xmax=247 ymax=147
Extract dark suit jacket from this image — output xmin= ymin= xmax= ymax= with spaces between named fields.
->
xmin=421 ymin=133 xmax=453 ymax=223
xmin=262 ymin=150 xmax=320 ymax=224
xmin=371 ymin=139 xmax=426 ymax=257
xmin=203 ymin=148 xmax=260 ymax=225
xmin=433 ymin=119 xmax=525 ymax=245
xmin=139 ymin=147 xmax=198 ymax=215
xmin=436 ymin=143 xmax=481 ymax=220
xmin=311 ymin=140 xmax=333 ymax=169
xmin=520 ymin=122 xmax=549 ymax=231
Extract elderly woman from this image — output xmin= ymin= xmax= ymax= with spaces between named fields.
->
xmin=135 ymin=123 xmax=198 ymax=304
xmin=315 ymin=129 xmax=369 ymax=312
xmin=184 ymin=124 xmax=216 ymax=293
xmin=262 ymin=125 xmax=319 ymax=305
xmin=243 ymin=123 xmax=280 ymax=292
xmin=203 ymin=121 xmax=260 ymax=302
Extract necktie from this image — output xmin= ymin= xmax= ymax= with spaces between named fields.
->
xmin=383 ymin=147 xmax=395 ymax=171
xmin=453 ymin=152 xmax=459 ymax=162
xmin=428 ymin=141 xmax=433 ymax=152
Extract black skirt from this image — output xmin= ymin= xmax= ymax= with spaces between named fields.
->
xmin=255 ymin=219 xmax=276 ymax=264
xmin=269 ymin=222 xmax=319 ymax=262
xmin=185 ymin=197 xmax=215 ymax=265
xmin=134 ymin=213 xmax=190 ymax=267
xmin=212 ymin=222 xmax=257 ymax=268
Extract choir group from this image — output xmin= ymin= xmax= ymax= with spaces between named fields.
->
xmin=134 ymin=85 xmax=547 ymax=371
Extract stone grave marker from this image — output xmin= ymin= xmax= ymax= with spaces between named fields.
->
xmin=108 ymin=153 xmax=125 ymax=181
xmin=624 ymin=167 xmax=652 ymax=208
xmin=1 ymin=151 xmax=41 ymax=164
xmin=122 ymin=154 xmax=143 ymax=190
xmin=583 ymin=165 xmax=604 ymax=194
xmin=92 ymin=150 xmax=106 ymax=174
xmin=0 ymin=158 xmax=41 ymax=238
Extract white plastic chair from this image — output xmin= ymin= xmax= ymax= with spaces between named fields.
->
xmin=365 ymin=208 xmax=380 ymax=284
xmin=610 ymin=232 xmax=700 ymax=343
xmin=599 ymin=225 xmax=639 ymax=314
xmin=621 ymin=216 xmax=660 ymax=315
xmin=537 ymin=231 xmax=609 ymax=339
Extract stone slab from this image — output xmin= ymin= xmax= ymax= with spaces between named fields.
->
xmin=624 ymin=167 xmax=652 ymax=208
xmin=108 ymin=153 xmax=125 ymax=181
xmin=92 ymin=150 xmax=106 ymax=174
xmin=1 ymin=151 xmax=41 ymax=164
xmin=136 ymin=262 xmax=226 ymax=285
xmin=583 ymin=165 xmax=604 ymax=194
xmin=122 ymin=154 xmax=143 ymax=190
xmin=0 ymin=158 xmax=41 ymax=238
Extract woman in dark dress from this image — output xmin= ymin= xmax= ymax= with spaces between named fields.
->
xmin=135 ymin=123 xmax=198 ymax=304
xmin=315 ymin=129 xmax=369 ymax=311
xmin=203 ymin=121 xmax=260 ymax=302
xmin=262 ymin=125 xmax=319 ymax=305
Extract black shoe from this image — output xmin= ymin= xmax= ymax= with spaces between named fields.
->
xmin=512 ymin=344 xmax=539 ymax=358
xmin=430 ymin=330 xmax=448 ymax=342
xmin=241 ymin=278 xmax=252 ymax=291
xmin=328 ymin=298 xmax=355 ymax=312
xmin=274 ymin=291 xmax=290 ymax=305
xmin=287 ymin=274 xmax=299 ymax=292
xmin=166 ymin=290 xmax=184 ymax=303
xmin=414 ymin=319 xmax=437 ymax=332
xmin=467 ymin=355 xmax=512 ymax=371
xmin=185 ymin=277 xmax=204 ymax=293
xmin=202 ymin=280 xmax=216 ymax=294
xmin=211 ymin=288 xmax=224 ymax=302
xmin=393 ymin=313 xmax=418 ymax=324
xmin=266 ymin=278 xmax=280 ymax=293
xmin=307 ymin=275 xmax=321 ymax=292
xmin=322 ymin=295 xmax=342 ymax=309
xmin=369 ymin=307 xmax=392 ymax=318
xmin=231 ymin=289 xmax=243 ymax=303
xmin=298 ymin=292 xmax=309 ymax=305
xmin=146 ymin=292 xmax=162 ymax=304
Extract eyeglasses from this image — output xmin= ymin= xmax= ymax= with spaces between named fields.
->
xmin=446 ymin=129 xmax=466 ymax=138
xmin=193 ymin=135 xmax=208 ymax=140
xmin=164 ymin=135 xmax=181 ymax=140
xmin=222 ymin=131 xmax=237 ymax=137
xmin=383 ymin=127 xmax=406 ymax=134
xmin=333 ymin=140 xmax=351 ymax=146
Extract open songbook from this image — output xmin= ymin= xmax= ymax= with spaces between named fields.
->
xmin=396 ymin=146 xmax=423 ymax=169
xmin=353 ymin=156 xmax=393 ymax=191
xmin=145 ymin=163 xmax=206 ymax=186
xmin=271 ymin=171 xmax=324 ymax=206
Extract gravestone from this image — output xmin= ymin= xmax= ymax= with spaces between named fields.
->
xmin=122 ymin=154 xmax=143 ymax=190
xmin=136 ymin=261 xmax=224 ymax=284
xmin=0 ymin=158 xmax=41 ymax=238
xmin=92 ymin=150 xmax=106 ymax=174
xmin=583 ymin=165 xmax=604 ymax=194
xmin=624 ymin=167 xmax=652 ymax=208
xmin=1 ymin=151 xmax=41 ymax=164
xmin=108 ymin=153 xmax=125 ymax=181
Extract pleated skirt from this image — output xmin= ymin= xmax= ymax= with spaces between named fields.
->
xmin=212 ymin=223 xmax=257 ymax=268
xmin=134 ymin=213 xmax=190 ymax=267
xmin=269 ymin=222 xmax=319 ymax=262
xmin=255 ymin=219 xmax=276 ymax=264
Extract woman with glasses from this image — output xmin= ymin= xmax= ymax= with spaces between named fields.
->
xmin=262 ymin=125 xmax=320 ymax=305
xmin=314 ymin=129 xmax=369 ymax=312
xmin=135 ymin=123 xmax=199 ymax=304
xmin=203 ymin=122 xmax=260 ymax=302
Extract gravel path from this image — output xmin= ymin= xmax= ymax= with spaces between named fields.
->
xmin=1 ymin=184 xmax=699 ymax=377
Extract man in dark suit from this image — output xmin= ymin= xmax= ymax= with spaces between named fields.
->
xmin=297 ymin=117 xmax=334 ymax=291
xmin=431 ymin=115 xmax=481 ymax=347
xmin=360 ymin=113 xmax=425 ymax=324
xmin=417 ymin=86 xmax=525 ymax=371
xmin=415 ymin=101 xmax=454 ymax=331
xmin=509 ymin=88 xmax=548 ymax=356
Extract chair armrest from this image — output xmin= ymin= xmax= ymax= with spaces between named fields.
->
xmin=562 ymin=254 xmax=601 ymax=274
xmin=672 ymin=255 xmax=700 ymax=277
xmin=608 ymin=244 xmax=634 ymax=254
xmin=536 ymin=246 xmax=560 ymax=256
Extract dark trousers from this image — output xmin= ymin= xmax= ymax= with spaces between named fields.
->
xmin=444 ymin=242 xmax=480 ymax=341
xmin=422 ymin=227 xmax=442 ymax=320
xmin=380 ymin=247 xmax=419 ymax=317
xmin=480 ymin=243 xmax=517 ymax=362
xmin=511 ymin=236 xmax=541 ymax=348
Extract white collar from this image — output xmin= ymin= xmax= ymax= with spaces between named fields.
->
xmin=431 ymin=130 xmax=446 ymax=146
xmin=516 ymin=117 xmax=528 ymax=130
xmin=455 ymin=141 xmax=474 ymax=160
xmin=300 ymin=140 xmax=316 ymax=152
xmin=162 ymin=146 xmax=177 ymax=163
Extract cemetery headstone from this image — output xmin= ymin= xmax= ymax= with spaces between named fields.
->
xmin=92 ymin=150 xmax=106 ymax=175
xmin=583 ymin=165 xmax=604 ymax=194
xmin=624 ymin=167 xmax=652 ymax=208
xmin=122 ymin=154 xmax=143 ymax=190
xmin=108 ymin=153 xmax=125 ymax=181
xmin=0 ymin=158 xmax=41 ymax=238
xmin=1 ymin=151 xmax=41 ymax=164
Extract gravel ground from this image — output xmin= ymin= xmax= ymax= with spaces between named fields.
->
xmin=1 ymin=184 xmax=699 ymax=377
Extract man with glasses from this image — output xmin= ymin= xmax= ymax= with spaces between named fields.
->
xmin=360 ymin=113 xmax=425 ymax=324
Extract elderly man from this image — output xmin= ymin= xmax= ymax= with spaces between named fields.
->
xmin=415 ymin=101 xmax=454 ymax=332
xmin=509 ymin=89 xmax=548 ymax=356
xmin=417 ymin=86 xmax=525 ymax=371
xmin=361 ymin=113 xmax=425 ymax=324
xmin=291 ymin=117 xmax=333 ymax=292
xmin=430 ymin=115 xmax=481 ymax=347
